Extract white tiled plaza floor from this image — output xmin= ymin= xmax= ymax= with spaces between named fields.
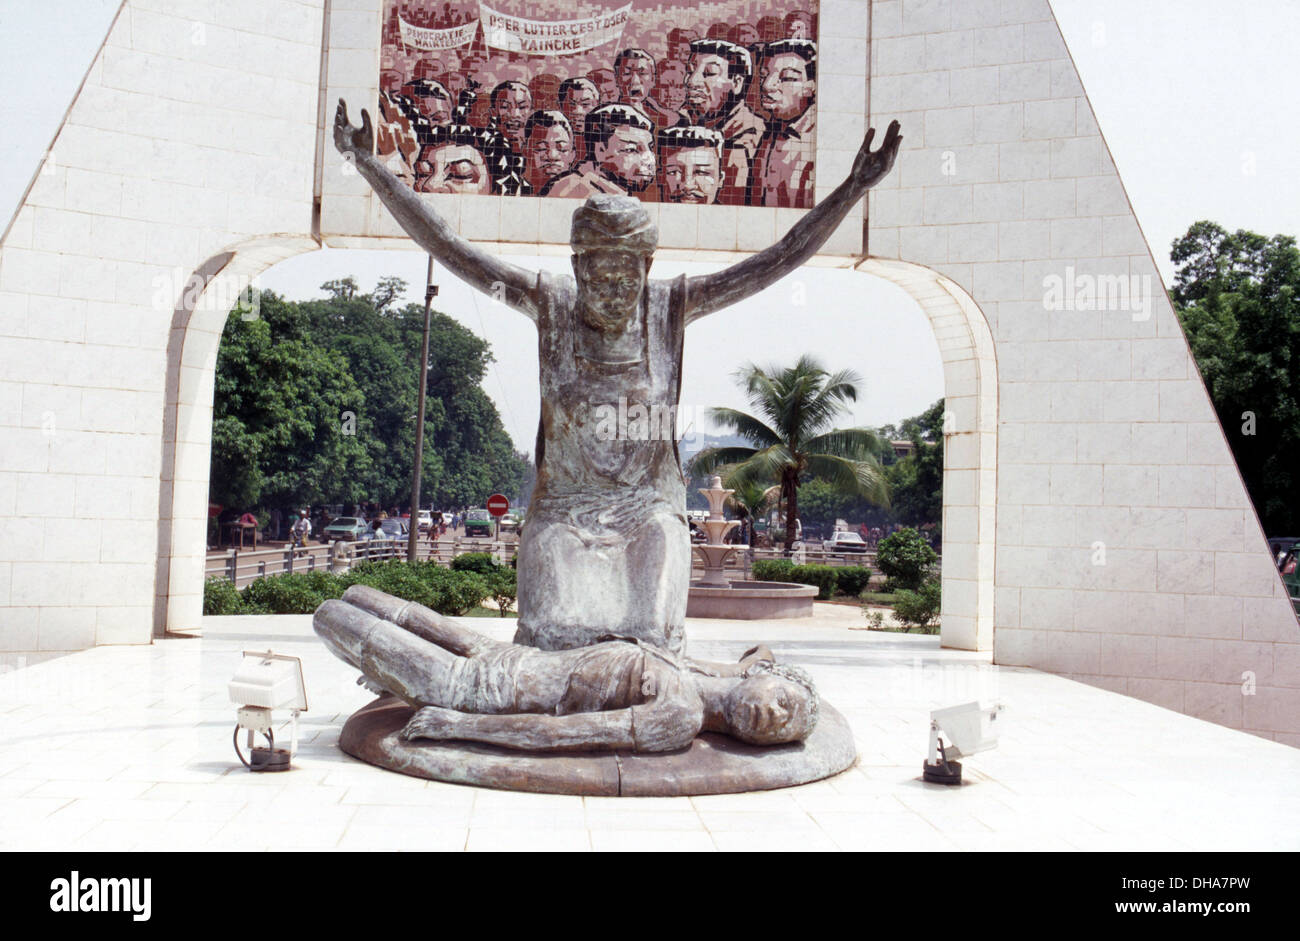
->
xmin=2 ymin=604 xmax=1298 ymax=852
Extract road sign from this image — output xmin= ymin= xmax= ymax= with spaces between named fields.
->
xmin=486 ymin=494 xmax=510 ymax=518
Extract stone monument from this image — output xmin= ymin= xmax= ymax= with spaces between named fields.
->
xmin=317 ymin=100 xmax=901 ymax=793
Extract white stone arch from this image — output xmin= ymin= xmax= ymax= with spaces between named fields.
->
xmin=155 ymin=237 xmax=319 ymax=636
xmin=855 ymin=259 xmax=998 ymax=651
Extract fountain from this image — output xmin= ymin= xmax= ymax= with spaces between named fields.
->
xmin=687 ymin=477 xmax=817 ymax=619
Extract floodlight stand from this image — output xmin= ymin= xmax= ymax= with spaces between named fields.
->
xmin=922 ymin=723 xmax=964 ymax=785
xmin=233 ymin=705 xmax=295 ymax=772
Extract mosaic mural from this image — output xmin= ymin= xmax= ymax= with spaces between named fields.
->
xmin=376 ymin=0 xmax=819 ymax=207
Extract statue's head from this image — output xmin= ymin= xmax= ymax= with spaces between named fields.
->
xmin=723 ymin=661 xmax=819 ymax=745
xmin=570 ymin=194 xmax=657 ymax=332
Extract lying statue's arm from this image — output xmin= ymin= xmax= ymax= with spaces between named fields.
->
xmin=404 ymin=705 xmax=638 ymax=753
xmin=403 ymin=665 xmax=704 ymax=753
xmin=333 ymin=100 xmax=541 ymax=320
xmin=684 ymin=121 xmax=902 ymax=324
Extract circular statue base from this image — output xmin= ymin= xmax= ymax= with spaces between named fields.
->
xmin=339 ymin=695 xmax=858 ymax=796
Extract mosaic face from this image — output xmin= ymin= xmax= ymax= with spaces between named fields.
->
xmin=414 ymin=143 xmax=491 ymax=194
xmin=759 ymin=52 xmax=814 ymax=122
xmin=660 ymin=146 xmax=721 ymax=204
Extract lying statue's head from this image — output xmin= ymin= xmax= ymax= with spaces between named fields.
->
xmin=724 ymin=661 xmax=819 ymax=745
xmin=570 ymin=194 xmax=658 ymax=333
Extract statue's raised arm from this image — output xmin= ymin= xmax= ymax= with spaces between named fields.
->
xmin=684 ymin=121 xmax=903 ymax=323
xmin=333 ymin=100 xmax=541 ymax=319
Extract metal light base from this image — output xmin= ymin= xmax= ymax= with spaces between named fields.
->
xmin=922 ymin=758 xmax=963 ymax=785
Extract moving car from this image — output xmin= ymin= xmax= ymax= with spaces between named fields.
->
xmin=417 ymin=509 xmax=433 ymax=534
xmin=498 ymin=512 xmax=522 ymax=533
xmin=323 ymin=517 xmax=369 ymax=541
xmin=823 ymin=531 xmax=870 ymax=554
xmin=367 ymin=518 xmax=409 ymax=543
xmin=464 ymin=508 xmax=494 ymax=537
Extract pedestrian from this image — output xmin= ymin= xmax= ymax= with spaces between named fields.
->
xmin=291 ymin=510 xmax=311 ymax=550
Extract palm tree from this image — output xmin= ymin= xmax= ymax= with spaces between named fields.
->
xmin=724 ymin=479 xmax=779 ymax=546
xmin=688 ymin=355 xmax=890 ymax=552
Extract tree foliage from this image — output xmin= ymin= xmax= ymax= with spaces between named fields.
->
xmin=875 ymin=527 xmax=938 ymax=591
xmin=1172 ymin=221 xmax=1300 ymax=534
xmin=885 ymin=398 xmax=944 ymax=528
xmin=210 ymin=278 xmax=529 ymax=513
xmin=688 ymin=355 xmax=891 ymax=549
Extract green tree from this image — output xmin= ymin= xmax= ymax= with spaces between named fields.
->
xmin=876 ymin=526 xmax=938 ymax=591
xmin=210 ymin=311 xmax=371 ymax=510
xmin=886 ymin=398 xmax=944 ymax=528
xmin=688 ymin=355 xmax=891 ymax=550
xmin=1172 ymin=222 xmax=1300 ymax=534
xmin=724 ymin=479 xmax=778 ymax=545
xmin=210 ymin=277 xmax=528 ymax=517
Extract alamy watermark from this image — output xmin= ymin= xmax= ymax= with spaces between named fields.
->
xmin=151 ymin=267 xmax=261 ymax=320
xmin=1042 ymin=265 xmax=1152 ymax=321
xmin=590 ymin=397 xmax=705 ymax=443
xmin=50 ymin=871 xmax=151 ymax=921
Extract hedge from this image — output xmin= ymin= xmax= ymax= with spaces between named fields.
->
xmin=201 ymin=562 xmax=493 ymax=616
xmin=788 ymin=564 xmax=839 ymax=600
xmin=241 ymin=570 xmax=345 ymax=614
xmin=203 ymin=576 xmax=245 ymax=615
xmin=834 ymin=566 xmax=873 ymax=597
xmin=450 ymin=552 xmax=500 ymax=575
xmin=751 ymin=559 xmax=796 ymax=582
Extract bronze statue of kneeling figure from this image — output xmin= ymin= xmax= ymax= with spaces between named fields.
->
xmin=315 ymin=585 xmax=818 ymax=753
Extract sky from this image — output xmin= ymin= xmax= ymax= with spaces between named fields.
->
xmin=1 ymin=0 xmax=1297 ymax=454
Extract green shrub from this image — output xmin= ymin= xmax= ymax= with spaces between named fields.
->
xmin=789 ymin=564 xmax=839 ymax=600
xmin=203 ymin=577 xmax=245 ymax=615
xmin=893 ymin=578 xmax=941 ymax=633
xmin=451 ymin=552 xmax=500 ymax=574
xmin=752 ymin=559 xmax=795 ymax=582
xmin=485 ymin=568 xmax=518 ymax=617
xmin=342 ymin=561 xmax=490 ymax=616
xmin=241 ymin=570 xmax=346 ymax=614
xmin=876 ymin=528 xmax=938 ymax=591
xmin=834 ymin=566 xmax=873 ymax=597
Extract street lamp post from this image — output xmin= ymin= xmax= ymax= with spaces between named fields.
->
xmin=408 ymin=255 xmax=437 ymax=564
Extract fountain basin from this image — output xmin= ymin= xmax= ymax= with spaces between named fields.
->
xmin=686 ymin=580 xmax=818 ymax=619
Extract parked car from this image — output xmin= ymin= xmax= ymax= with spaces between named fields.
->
xmin=823 ymin=531 xmax=870 ymax=554
xmin=323 ymin=517 xmax=369 ymax=541
xmin=1281 ymin=547 xmax=1300 ymax=615
xmin=499 ymin=512 xmax=522 ymax=533
xmin=464 ymin=508 xmax=494 ymax=537
xmin=417 ymin=510 xmax=433 ymax=533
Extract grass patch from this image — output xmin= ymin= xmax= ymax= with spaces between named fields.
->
xmin=465 ymin=606 xmax=518 ymax=618
xmin=859 ymin=591 xmax=899 ymax=606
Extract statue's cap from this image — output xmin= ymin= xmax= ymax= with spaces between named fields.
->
xmin=570 ymin=194 xmax=658 ymax=256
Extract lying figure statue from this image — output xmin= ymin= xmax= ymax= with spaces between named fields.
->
xmin=315 ymin=585 xmax=819 ymax=753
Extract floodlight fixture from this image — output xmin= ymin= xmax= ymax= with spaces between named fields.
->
xmin=228 ymin=650 xmax=308 ymax=772
xmin=923 ymin=700 xmax=1004 ymax=785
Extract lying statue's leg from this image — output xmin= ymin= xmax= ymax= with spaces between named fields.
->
xmin=343 ymin=584 xmax=498 ymax=657
xmin=314 ymin=598 xmax=468 ymax=706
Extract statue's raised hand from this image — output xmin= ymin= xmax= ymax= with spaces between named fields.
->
xmin=333 ymin=98 xmax=373 ymax=157
xmin=850 ymin=120 xmax=903 ymax=191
